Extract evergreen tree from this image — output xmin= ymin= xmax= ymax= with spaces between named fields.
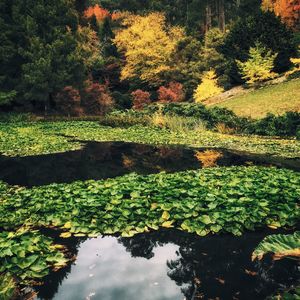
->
xmin=221 ymin=10 xmax=297 ymax=83
xmin=0 ymin=0 xmax=87 ymax=110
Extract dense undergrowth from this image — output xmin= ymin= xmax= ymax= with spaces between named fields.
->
xmin=108 ymin=103 xmax=300 ymax=137
xmin=0 ymin=166 xmax=299 ymax=286
xmin=0 ymin=121 xmax=299 ymax=158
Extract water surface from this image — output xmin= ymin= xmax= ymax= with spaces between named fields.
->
xmin=1 ymin=141 xmax=299 ymax=187
xmin=35 ymin=229 xmax=299 ymax=300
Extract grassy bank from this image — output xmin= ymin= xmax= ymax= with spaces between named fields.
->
xmin=212 ymin=79 xmax=300 ymax=118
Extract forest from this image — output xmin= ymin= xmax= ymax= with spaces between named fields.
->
xmin=0 ymin=1 xmax=300 ymax=300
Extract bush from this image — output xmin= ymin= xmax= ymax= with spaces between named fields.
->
xmin=142 ymin=103 xmax=300 ymax=137
xmin=54 ymin=86 xmax=83 ymax=117
xmin=111 ymin=91 xmax=132 ymax=109
xmin=82 ymin=81 xmax=114 ymax=115
xmin=131 ymin=90 xmax=151 ymax=110
xmin=246 ymin=112 xmax=300 ymax=136
xmin=158 ymin=82 xmax=185 ymax=103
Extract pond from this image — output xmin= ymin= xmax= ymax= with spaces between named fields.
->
xmin=0 ymin=141 xmax=299 ymax=186
xmin=35 ymin=229 xmax=299 ymax=300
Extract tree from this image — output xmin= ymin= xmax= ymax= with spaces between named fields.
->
xmin=76 ymin=25 xmax=103 ymax=71
xmin=221 ymin=10 xmax=297 ymax=83
xmin=0 ymin=0 xmax=90 ymax=111
xmin=82 ymin=80 xmax=114 ymax=115
xmin=194 ymin=70 xmax=224 ymax=103
xmin=84 ymin=4 xmax=110 ymax=22
xmin=54 ymin=86 xmax=83 ymax=116
xmin=262 ymin=0 xmax=300 ymax=31
xmin=158 ymin=82 xmax=185 ymax=103
xmin=0 ymin=1 xmax=25 ymax=104
xmin=113 ymin=13 xmax=184 ymax=86
xmin=168 ymin=36 xmax=203 ymax=98
xmin=236 ymin=43 xmax=278 ymax=84
xmin=131 ymin=90 xmax=151 ymax=110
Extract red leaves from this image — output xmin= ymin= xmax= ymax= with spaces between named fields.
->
xmin=55 ymin=86 xmax=83 ymax=116
xmin=131 ymin=90 xmax=151 ymax=110
xmin=82 ymin=81 xmax=114 ymax=115
xmin=158 ymin=82 xmax=185 ymax=103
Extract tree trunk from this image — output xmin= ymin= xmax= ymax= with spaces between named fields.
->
xmin=205 ymin=2 xmax=212 ymax=32
xmin=218 ymin=0 xmax=225 ymax=32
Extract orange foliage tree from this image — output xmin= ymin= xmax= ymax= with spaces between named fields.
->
xmin=84 ymin=4 xmax=110 ymax=22
xmin=262 ymin=0 xmax=300 ymax=30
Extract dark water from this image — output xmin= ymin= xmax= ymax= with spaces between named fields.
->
xmin=35 ymin=229 xmax=299 ymax=300
xmin=0 ymin=141 xmax=299 ymax=187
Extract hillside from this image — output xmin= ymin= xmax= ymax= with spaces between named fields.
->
xmin=211 ymin=78 xmax=300 ymax=119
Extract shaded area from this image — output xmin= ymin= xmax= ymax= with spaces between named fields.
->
xmin=0 ymin=141 xmax=299 ymax=187
xmin=35 ymin=229 xmax=299 ymax=300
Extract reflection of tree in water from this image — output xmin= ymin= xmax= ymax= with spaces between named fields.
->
xmin=119 ymin=229 xmax=299 ymax=300
xmin=34 ymin=235 xmax=85 ymax=300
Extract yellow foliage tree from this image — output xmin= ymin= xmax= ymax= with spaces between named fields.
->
xmin=194 ymin=70 xmax=224 ymax=103
xmin=236 ymin=43 xmax=278 ymax=84
xmin=113 ymin=13 xmax=184 ymax=86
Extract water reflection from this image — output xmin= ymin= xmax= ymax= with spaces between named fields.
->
xmin=35 ymin=229 xmax=299 ymax=300
xmin=1 ymin=141 xmax=299 ymax=187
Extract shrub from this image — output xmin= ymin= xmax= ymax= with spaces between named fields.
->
xmin=82 ymin=81 xmax=114 ymax=115
xmin=194 ymin=71 xmax=224 ymax=103
xmin=236 ymin=43 xmax=278 ymax=84
xmin=131 ymin=90 xmax=151 ymax=110
xmin=158 ymin=82 xmax=185 ymax=103
xmin=245 ymin=112 xmax=300 ymax=136
xmin=111 ymin=91 xmax=132 ymax=109
xmin=54 ymin=86 xmax=83 ymax=117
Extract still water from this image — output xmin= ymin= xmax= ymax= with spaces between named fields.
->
xmin=35 ymin=229 xmax=299 ymax=300
xmin=1 ymin=141 xmax=299 ymax=187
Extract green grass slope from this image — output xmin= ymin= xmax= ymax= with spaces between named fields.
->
xmin=213 ymin=78 xmax=300 ymax=119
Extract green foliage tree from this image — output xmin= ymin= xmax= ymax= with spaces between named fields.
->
xmin=168 ymin=36 xmax=203 ymax=98
xmin=221 ymin=10 xmax=297 ymax=83
xmin=19 ymin=0 xmax=86 ymax=111
xmin=236 ymin=43 xmax=278 ymax=84
xmin=0 ymin=0 xmax=95 ymax=111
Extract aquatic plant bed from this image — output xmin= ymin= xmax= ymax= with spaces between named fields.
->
xmin=0 ymin=166 xmax=299 ymax=293
xmin=0 ymin=121 xmax=299 ymax=158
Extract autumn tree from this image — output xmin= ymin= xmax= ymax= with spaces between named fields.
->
xmin=76 ymin=26 xmax=103 ymax=71
xmin=262 ymin=0 xmax=300 ymax=30
xmin=54 ymin=86 xmax=83 ymax=116
xmin=113 ymin=13 xmax=184 ymax=86
xmin=158 ymin=82 xmax=185 ymax=103
xmin=236 ymin=43 xmax=278 ymax=83
xmin=82 ymin=80 xmax=114 ymax=115
xmin=131 ymin=90 xmax=151 ymax=110
xmin=84 ymin=4 xmax=110 ymax=22
xmin=194 ymin=70 xmax=224 ymax=103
